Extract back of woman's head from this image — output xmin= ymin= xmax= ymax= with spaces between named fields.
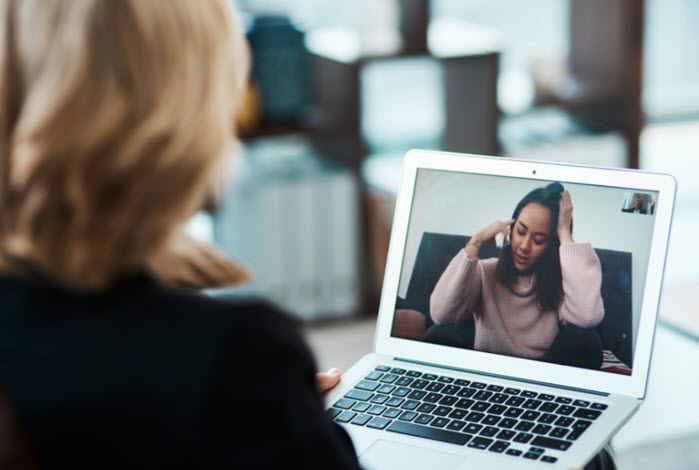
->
xmin=0 ymin=0 xmax=249 ymax=289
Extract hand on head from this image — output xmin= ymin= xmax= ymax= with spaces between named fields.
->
xmin=557 ymin=190 xmax=574 ymax=243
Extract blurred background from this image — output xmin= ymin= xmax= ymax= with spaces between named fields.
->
xmin=191 ymin=1 xmax=699 ymax=467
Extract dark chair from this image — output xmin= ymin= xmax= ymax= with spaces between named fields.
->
xmin=0 ymin=386 xmax=40 ymax=470
xmin=395 ymin=232 xmax=633 ymax=368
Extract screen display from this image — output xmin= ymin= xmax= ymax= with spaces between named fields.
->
xmin=391 ymin=168 xmax=658 ymax=375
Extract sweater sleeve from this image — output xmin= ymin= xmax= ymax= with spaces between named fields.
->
xmin=558 ymin=243 xmax=605 ymax=328
xmin=430 ymin=249 xmax=483 ymax=325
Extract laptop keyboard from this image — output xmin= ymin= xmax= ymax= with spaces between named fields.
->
xmin=328 ymin=365 xmax=609 ymax=464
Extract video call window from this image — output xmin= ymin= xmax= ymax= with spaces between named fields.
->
xmin=391 ymin=169 xmax=658 ymax=376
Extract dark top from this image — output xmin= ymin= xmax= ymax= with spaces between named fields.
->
xmin=0 ymin=272 xmax=359 ymax=470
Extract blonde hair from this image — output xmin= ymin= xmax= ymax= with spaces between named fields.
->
xmin=0 ymin=0 xmax=249 ymax=289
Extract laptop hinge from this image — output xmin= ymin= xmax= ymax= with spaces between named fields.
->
xmin=394 ymin=357 xmax=610 ymax=397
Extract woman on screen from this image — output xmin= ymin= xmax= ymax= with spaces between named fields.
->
xmin=429 ymin=182 xmax=605 ymax=369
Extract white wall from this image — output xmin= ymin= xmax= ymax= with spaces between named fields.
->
xmin=398 ymin=169 xmax=657 ymax=352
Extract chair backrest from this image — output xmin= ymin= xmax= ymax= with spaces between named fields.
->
xmin=403 ymin=232 xmax=633 ymax=366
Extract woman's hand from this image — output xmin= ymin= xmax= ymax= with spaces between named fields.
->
xmin=558 ymin=190 xmax=574 ymax=243
xmin=466 ymin=219 xmax=514 ymax=258
xmin=316 ymin=368 xmax=342 ymax=395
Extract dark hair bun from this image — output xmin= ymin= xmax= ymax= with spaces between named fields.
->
xmin=543 ymin=182 xmax=564 ymax=199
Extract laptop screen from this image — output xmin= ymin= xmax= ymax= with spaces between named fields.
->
xmin=390 ymin=168 xmax=658 ymax=376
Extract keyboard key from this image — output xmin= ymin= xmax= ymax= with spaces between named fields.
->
xmin=482 ymin=415 xmax=500 ymax=426
xmin=387 ymin=421 xmax=472 ymax=445
xmin=384 ymin=408 xmax=402 ymax=419
xmin=336 ymin=411 xmax=357 ymax=423
xmin=334 ymin=399 xmax=356 ymax=409
xmin=531 ymin=436 xmax=573 ymax=451
xmin=496 ymin=430 xmax=516 ymax=440
xmin=573 ymin=400 xmax=590 ymax=407
xmin=538 ymin=393 xmax=555 ymax=401
xmin=352 ymin=414 xmax=372 ymax=426
xmin=327 ymin=408 xmax=341 ymax=419
xmin=415 ymin=414 xmax=434 ymax=425
xmin=465 ymin=412 xmax=485 ymax=423
xmin=426 ymin=382 xmax=445 ymax=392
xmin=489 ymin=440 xmax=509 ymax=453
xmin=488 ymin=405 xmax=507 ymax=415
xmin=573 ymin=419 xmax=593 ymax=431
xmin=377 ymin=384 xmax=396 ymax=394
xmin=505 ymin=396 xmax=525 ymax=407
xmin=400 ymin=400 xmax=420 ymax=410
xmin=541 ymin=456 xmax=558 ymax=463
xmin=474 ymin=391 xmax=493 ymax=401
xmin=455 ymin=398 xmax=475 ymax=409
xmin=406 ymin=370 xmax=422 ymax=378
xmin=366 ymin=417 xmax=391 ymax=430
xmin=506 ymin=449 xmax=523 ymax=456
xmin=468 ymin=437 xmax=493 ymax=450
xmin=416 ymin=403 xmax=436 ymax=414
xmin=470 ymin=382 xmax=487 ymax=389
xmin=368 ymin=405 xmax=387 ymax=415
xmin=521 ymin=391 xmax=538 ymax=398
xmin=345 ymin=390 xmax=373 ymax=401
xmin=504 ymin=388 xmax=521 ymax=395
xmin=532 ymin=424 xmax=552 ymax=435
xmin=457 ymin=388 xmax=476 ymax=398
xmin=464 ymin=423 xmax=483 ymax=434
xmin=407 ymin=390 xmax=427 ymax=400
xmin=515 ymin=421 xmax=535 ymax=432
xmin=455 ymin=379 xmax=470 ymax=386
xmin=442 ymin=385 xmax=461 ymax=396
xmin=380 ymin=374 xmax=399 ymax=384
xmin=370 ymin=394 xmax=389 ymax=404
xmin=538 ymin=413 xmax=557 ymax=424
xmin=365 ymin=371 xmax=383 ymax=381
xmin=498 ymin=418 xmax=517 ymax=429
xmin=573 ymin=409 xmax=602 ymax=420
xmin=480 ymin=426 xmax=499 ymax=437
xmin=355 ymin=380 xmax=380 ymax=391
xmin=555 ymin=405 xmax=575 ymax=416
xmin=394 ymin=377 xmax=413 ymax=386
xmin=521 ymin=411 xmax=540 ymax=421
xmin=446 ymin=420 xmax=466 ymax=431
xmin=423 ymin=374 xmax=438 ymax=380
xmin=390 ymin=368 xmax=407 ymax=375
xmin=591 ymin=403 xmax=608 ymax=410
xmin=375 ymin=365 xmax=390 ymax=371
xmin=529 ymin=446 xmax=546 ymax=454
xmin=434 ymin=406 xmax=452 ymax=417
xmin=398 ymin=411 xmax=417 ymax=422
xmin=523 ymin=399 xmax=542 ymax=410
xmin=353 ymin=402 xmax=371 ymax=412
xmin=555 ymin=396 xmax=572 ymax=404
xmin=449 ymin=409 xmax=468 ymax=420
xmin=410 ymin=380 xmax=429 ymax=389
xmin=472 ymin=402 xmax=490 ymax=412
xmin=514 ymin=432 xmax=534 ymax=444
xmin=504 ymin=407 xmax=524 ymax=418
xmin=430 ymin=417 xmax=450 ymax=428
xmin=523 ymin=452 xmax=540 ymax=460
xmin=385 ymin=397 xmax=405 ymax=407
xmin=487 ymin=385 xmax=504 ymax=392
xmin=392 ymin=387 xmax=410 ymax=397
xmin=489 ymin=393 xmax=508 ymax=404
xmin=540 ymin=402 xmax=558 ymax=413
xmin=424 ymin=392 xmax=443 ymax=403
xmin=550 ymin=427 xmax=569 ymax=438
xmin=439 ymin=396 xmax=458 ymax=406
xmin=566 ymin=428 xmax=586 ymax=441
xmin=438 ymin=376 xmax=455 ymax=383
xmin=555 ymin=417 xmax=574 ymax=427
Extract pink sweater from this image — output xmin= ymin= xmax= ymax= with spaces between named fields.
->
xmin=430 ymin=243 xmax=604 ymax=359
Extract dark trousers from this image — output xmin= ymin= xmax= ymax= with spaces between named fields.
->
xmin=422 ymin=323 xmax=603 ymax=370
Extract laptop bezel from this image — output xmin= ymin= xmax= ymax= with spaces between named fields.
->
xmin=373 ymin=150 xmax=676 ymax=399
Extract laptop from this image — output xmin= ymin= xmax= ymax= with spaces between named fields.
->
xmin=324 ymin=150 xmax=676 ymax=469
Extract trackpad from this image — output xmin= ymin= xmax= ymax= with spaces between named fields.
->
xmin=359 ymin=440 xmax=468 ymax=470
